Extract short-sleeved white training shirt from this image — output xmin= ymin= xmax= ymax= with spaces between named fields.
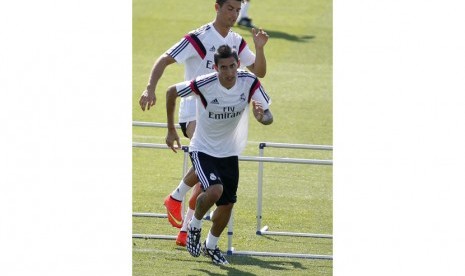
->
xmin=167 ymin=22 xmax=256 ymax=123
xmin=175 ymin=70 xmax=271 ymax=157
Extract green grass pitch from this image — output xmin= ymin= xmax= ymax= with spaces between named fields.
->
xmin=133 ymin=0 xmax=332 ymax=275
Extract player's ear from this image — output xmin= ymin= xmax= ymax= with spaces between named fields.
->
xmin=237 ymin=60 xmax=241 ymax=68
xmin=214 ymin=64 xmax=218 ymax=72
xmin=215 ymin=3 xmax=219 ymax=12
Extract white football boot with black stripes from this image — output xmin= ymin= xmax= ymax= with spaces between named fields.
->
xmin=202 ymin=241 xmax=229 ymax=265
xmin=186 ymin=226 xmax=202 ymax=257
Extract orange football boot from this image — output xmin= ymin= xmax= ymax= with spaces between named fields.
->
xmin=176 ymin=231 xmax=187 ymax=246
xmin=164 ymin=195 xmax=182 ymax=228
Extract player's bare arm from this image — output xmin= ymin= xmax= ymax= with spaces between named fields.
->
xmin=252 ymin=100 xmax=273 ymax=125
xmin=139 ymin=54 xmax=176 ymax=111
xmin=247 ymin=28 xmax=268 ymax=78
xmin=165 ymin=85 xmax=182 ymax=152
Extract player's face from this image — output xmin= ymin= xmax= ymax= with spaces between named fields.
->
xmin=216 ymin=0 xmax=242 ymax=28
xmin=215 ymin=56 xmax=240 ymax=89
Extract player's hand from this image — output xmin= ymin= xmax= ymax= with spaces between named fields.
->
xmin=165 ymin=129 xmax=181 ymax=153
xmin=139 ymin=89 xmax=156 ymax=111
xmin=252 ymin=100 xmax=264 ymax=122
xmin=252 ymin=28 xmax=269 ymax=49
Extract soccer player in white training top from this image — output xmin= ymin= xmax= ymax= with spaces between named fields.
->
xmin=165 ymin=45 xmax=273 ymax=265
xmin=138 ymin=0 xmax=269 ymax=247
xmin=237 ymin=0 xmax=255 ymax=28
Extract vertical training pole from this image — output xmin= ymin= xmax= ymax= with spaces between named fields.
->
xmin=227 ymin=208 xmax=234 ymax=255
xmin=256 ymin=143 xmax=265 ymax=233
xmin=181 ymin=146 xmax=189 ymax=218
xmin=182 ymin=146 xmax=189 ymax=177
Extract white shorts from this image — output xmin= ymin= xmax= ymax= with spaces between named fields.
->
xmin=178 ymin=95 xmax=196 ymax=124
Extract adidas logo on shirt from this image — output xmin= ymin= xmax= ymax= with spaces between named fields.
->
xmin=209 ymin=46 xmax=216 ymax=52
xmin=210 ymin=98 xmax=219 ymax=104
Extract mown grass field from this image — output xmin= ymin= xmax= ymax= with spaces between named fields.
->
xmin=133 ymin=0 xmax=332 ymax=275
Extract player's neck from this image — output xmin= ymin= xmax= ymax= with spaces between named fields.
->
xmin=212 ymin=21 xmax=230 ymax=38
xmin=218 ymin=78 xmax=236 ymax=90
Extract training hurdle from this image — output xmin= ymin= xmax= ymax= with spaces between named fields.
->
xmin=133 ymin=121 xmax=181 ymax=128
xmin=255 ymin=142 xmax=333 ymax=239
xmin=132 ymin=121 xmax=333 ymax=259
xmin=226 ymin=150 xmax=333 ymax=260
xmin=133 ymin=143 xmax=333 ymax=259
xmin=226 ymin=210 xmax=332 ymax=260
xmin=132 ymin=142 xmax=189 ymax=240
xmin=132 ymin=121 xmax=188 ymax=240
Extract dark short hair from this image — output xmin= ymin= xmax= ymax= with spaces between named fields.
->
xmin=214 ymin=44 xmax=239 ymax=65
xmin=216 ymin=0 xmax=243 ymax=7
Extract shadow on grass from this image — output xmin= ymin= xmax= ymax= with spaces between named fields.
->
xmin=237 ymin=26 xmax=315 ymax=42
xmin=258 ymin=235 xmax=280 ymax=241
xmin=188 ymin=255 xmax=307 ymax=276
xmin=164 ymin=249 xmax=331 ymax=275
xmin=229 ymin=255 xmax=332 ymax=274
xmin=165 ymin=240 xmax=331 ymax=274
xmin=164 ymin=256 xmax=257 ymax=275
xmin=192 ymin=268 xmax=255 ymax=276
xmin=228 ymin=255 xmax=305 ymax=269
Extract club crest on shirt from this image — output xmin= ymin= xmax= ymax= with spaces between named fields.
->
xmin=210 ymin=173 xmax=217 ymax=180
xmin=240 ymin=93 xmax=246 ymax=102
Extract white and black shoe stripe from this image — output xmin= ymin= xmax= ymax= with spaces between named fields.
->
xmin=186 ymin=226 xmax=202 ymax=257
xmin=202 ymin=241 xmax=229 ymax=265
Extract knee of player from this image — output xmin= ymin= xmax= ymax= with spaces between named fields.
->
xmin=208 ymin=184 xmax=223 ymax=200
xmin=188 ymin=194 xmax=198 ymax=208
